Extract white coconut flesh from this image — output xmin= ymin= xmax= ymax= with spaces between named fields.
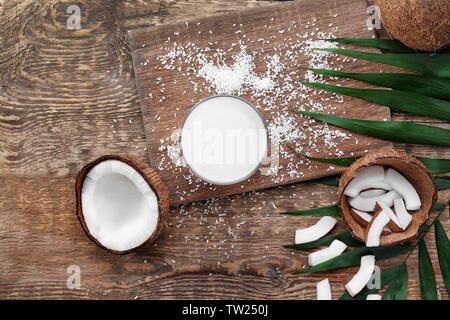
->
xmin=385 ymin=168 xmax=421 ymax=211
xmin=366 ymin=294 xmax=382 ymax=300
xmin=316 ymin=278 xmax=332 ymax=300
xmin=352 ymin=209 xmax=372 ymax=223
xmin=394 ymin=198 xmax=413 ymax=230
xmin=81 ymin=160 xmax=159 ymax=252
xmin=348 ymin=190 xmax=400 ymax=212
xmin=377 ymin=200 xmax=403 ymax=231
xmin=295 ymin=216 xmax=337 ymax=244
xmin=345 ymin=255 xmax=376 ymax=297
xmin=308 ymin=239 xmax=347 ymax=266
xmin=359 ymin=189 xmax=386 ymax=198
xmin=344 ymin=165 xmax=387 ymax=197
xmin=366 ymin=209 xmax=391 ymax=247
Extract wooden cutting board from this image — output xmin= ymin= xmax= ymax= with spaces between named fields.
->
xmin=128 ymin=0 xmax=392 ymax=205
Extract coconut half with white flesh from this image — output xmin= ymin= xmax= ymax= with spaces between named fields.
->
xmin=75 ymin=155 xmax=169 ymax=254
xmin=338 ymin=149 xmax=437 ymax=245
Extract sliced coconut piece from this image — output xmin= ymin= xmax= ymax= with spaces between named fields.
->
xmin=367 ymin=181 xmax=393 ymax=191
xmin=308 ymin=239 xmax=348 ymax=266
xmin=351 ymin=209 xmax=391 ymax=235
xmin=295 ymin=216 xmax=337 ymax=244
xmin=359 ymin=189 xmax=386 ymax=198
xmin=316 ymin=278 xmax=332 ymax=300
xmin=365 ymin=209 xmax=391 ymax=247
xmin=345 ymin=255 xmax=376 ymax=297
xmin=394 ymin=198 xmax=413 ymax=230
xmin=385 ymin=168 xmax=421 ymax=211
xmin=348 ymin=190 xmax=400 ymax=212
xmin=77 ymin=156 xmax=169 ymax=254
xmin=351 ymin=208 xmax=373 ymax=226
xmin=377 ymin=200 xmax=404 ymax=232
xmin=344 ymin=165 xmax=386 ymax=197
xmin=366 ymin=294 xmax=382 ymax=300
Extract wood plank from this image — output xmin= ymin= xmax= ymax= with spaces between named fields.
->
xmin=128 ymin=0 xmax=392 ymax=205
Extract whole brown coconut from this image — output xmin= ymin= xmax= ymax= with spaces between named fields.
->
xmin=375 ymin=0 xmax=450 ymax=51
xmin=338 ymin=149 xmax=437 ymax=245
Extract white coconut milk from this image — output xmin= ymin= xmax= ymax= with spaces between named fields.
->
xmin=180 ymin=95 xmax=268 ymax=185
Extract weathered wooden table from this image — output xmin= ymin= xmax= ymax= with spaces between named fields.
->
xmin=0 ymin=0 xmax=448 ymax=299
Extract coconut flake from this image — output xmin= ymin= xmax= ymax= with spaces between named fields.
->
xmin=348 ymin=190 xmax=400 ymax=212
xmin=359 ymin=189 xmax=386 ymax=198
xmin=377 ymin=200 xmax=403 ymax=231
xmin=385 ymin=168 xmax=421 ymax=211
xmin=366 ymin=209 xmax=390 ymax=247
xmin=366 ymin=294 xmax=382 ymax=300
xmin=316 ymin=278 xmax=332 ymax=300
xmin=308 ymin=239 xmax=347 ymax=266
xmin=344 ymin=166 xmax=386 ymax=197
xmin=393 ymin=198 xmax=413 ymax=230
xmin=345 ymin=255 xmax=376 ymax=297
xmin=295 ymin=216 xmax=337 ymax=244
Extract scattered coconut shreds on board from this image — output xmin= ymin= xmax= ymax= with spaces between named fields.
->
xmin=345 ymin=255 xmax=376 ymax=297
xmin=295 ymin=216 xmax=337 ymax=244
xmin=150 ymin=19 xmax=363 ymax=200
xmin=308 ymin=239 xmax=347 ymax=266
xmin=316 ymin=278 xmax=332 ymax=300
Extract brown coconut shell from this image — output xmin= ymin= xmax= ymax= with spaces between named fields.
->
xmin=374 ymin=0 xmax=450 ymax=51
xmin=338 ymin=149 xmax=437 ymax=245
xmin=75 ymin=155 xmax=170 ymax=254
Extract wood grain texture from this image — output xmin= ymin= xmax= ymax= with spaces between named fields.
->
xmin=129 ymin=0 xmax=392 ymax=205
xmin=0 ymin=0 xmax=448 ymax=300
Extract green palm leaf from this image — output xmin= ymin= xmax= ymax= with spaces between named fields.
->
xmin=294 ymin=111 xmax=450 ymax=147
xmin=435 ymin=177 xmax=450 ymax=190
xmin=418 ymin=238 xmax=438 ymax=299
xmin=302 ymin=155 xmax=450 ymax=176
xmin=321 ymin=38 xmax=415 ymax=53
xmin=416 ymin=157 xmax=450 ymax=175
xmin=309 ymin=174 xmax=341 ymax=186
xmin=306 ymin=68 xmax=450 ymax=101
xmin=314 ymin=48 xmax=450 ymax=78
xmin=303 ymin=155 xmax=360 ymax=167
xmin=280 ymin=204 xmax=340 ymax=217
xmin=302 ymin=82 xmax=450 ymax=120
xmin=384 ymin=263 xmax=408 ymax=300
xmin=435 ymin=220 xmax=450 ymax=294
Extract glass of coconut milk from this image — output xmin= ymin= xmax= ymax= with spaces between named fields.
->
xmin=180 ymin=95 xmax=268 ymax=185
